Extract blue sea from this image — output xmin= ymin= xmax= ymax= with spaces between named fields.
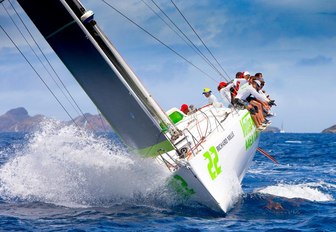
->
xmin=0 ymin=121 xmax=335 ymax=231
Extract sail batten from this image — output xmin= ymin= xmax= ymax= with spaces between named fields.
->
xmin=17 ymin=0 xmax=174 ymax=155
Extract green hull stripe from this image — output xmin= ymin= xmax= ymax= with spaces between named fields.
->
xmin=169 ymin=175 xmax=195 ymax=197
xmin=134 ymin=139 xmax=175 ymax=157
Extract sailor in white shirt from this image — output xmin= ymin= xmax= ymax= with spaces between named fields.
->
xmin=233 ymin=80 xmax=275 ymax=129
xmin=218 ymin=81 xmax=233 ymax=107
xmin=233 ymin=71 xmax=251 ymax=94
xmin=255 ymin=76 xmax=275 ymax=117
xmin=235 ymin=80 xmax=269 ymax=103
xmin=202 ymin=88 xmax=223 ymax=107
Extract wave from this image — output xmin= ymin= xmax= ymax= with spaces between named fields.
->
xmin=284 ymin=140 xmax=302 ymax=144
xmin=255 ymin=182 xmax=334 ymax=202
xmin=0 ymin=120 xmax=172 ymax=208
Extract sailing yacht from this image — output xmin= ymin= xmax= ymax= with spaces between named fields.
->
xmin=17 ymin=0 xmax=262 ymax=213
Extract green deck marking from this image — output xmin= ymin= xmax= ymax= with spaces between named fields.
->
xmin=135 ymin=139 xmax=174 ymax=157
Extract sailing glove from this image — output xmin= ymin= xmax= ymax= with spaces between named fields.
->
xmin=268 ymin=100 xmax=276 ymax=106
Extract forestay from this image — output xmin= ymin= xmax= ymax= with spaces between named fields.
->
xmin=17 ymin=0 xmax=174 ymax=156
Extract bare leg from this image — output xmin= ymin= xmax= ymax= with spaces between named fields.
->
xmin=247 ymin=104 xmax=262 ymax=127
xmin=250 ymin=100 xmax=266 ymax=124
xmin=251 ymin=114 xmax=261 ymax=127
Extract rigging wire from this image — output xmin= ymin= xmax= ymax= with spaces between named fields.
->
xmin=97 ymin=108 xmax=109 ymax=133
xmin=6 ymin=0 xmax=96 ymax=131
xmin=170 ymin=0 xmax=231 ymax=81
xmin=140 ymin=0 xmax=192 ymax=51
xmin=142 ymin=0 xmax=225 ymax=80
xmin=2 ymin=2 xmax=79 ymax=117
xmin=100 ymin=0 xmax=219 ymax=83
xmin=0 ymin=25 xmax=80 ymax=128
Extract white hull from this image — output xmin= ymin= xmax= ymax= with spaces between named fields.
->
xmin=159 ymin=106 xmax=259 ymax=213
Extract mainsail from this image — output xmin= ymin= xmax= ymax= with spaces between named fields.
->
xmin=17 ymin=0 xmax=174 ymax=156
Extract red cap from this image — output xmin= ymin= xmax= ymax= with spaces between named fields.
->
xmin=217 ymin=82 xmax=227 ymax=91
xmin=180 ymin=104 xmax=188 ymax=112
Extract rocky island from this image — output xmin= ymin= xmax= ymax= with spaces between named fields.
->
xmin=0 ymin=107 xmax=112 ymax=132
xmin=322 ymin=125 xmax=336 ymax=133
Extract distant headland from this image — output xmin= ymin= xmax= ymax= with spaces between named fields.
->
xmin=0 ymin=107 xmax=112 ymax=132
xmin=321 ymin=125 xmax=336 ymax=134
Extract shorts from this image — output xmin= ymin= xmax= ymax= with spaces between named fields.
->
xmin=246 ymin=96 xmax=255 ymax=102
xmin=233 ymin=98 xmax=248 ymax=109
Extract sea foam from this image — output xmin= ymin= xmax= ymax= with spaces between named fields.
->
xmin=256 ymin=182 xmax=334 ymax=202
xmin=0 ymin=120 xmax=171 ymax=207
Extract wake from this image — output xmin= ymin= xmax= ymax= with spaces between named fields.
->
xmin=0 ymin=120 xmax=172 ymax=208
xmin=255 ymin=182 xmax=334 ymax=202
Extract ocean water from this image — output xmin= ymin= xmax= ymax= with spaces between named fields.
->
xmin=0 ymin=121 xmax=335 ymax=231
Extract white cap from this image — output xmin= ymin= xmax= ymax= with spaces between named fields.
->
xmin=243 ymin=71 xmax=250 ymax=76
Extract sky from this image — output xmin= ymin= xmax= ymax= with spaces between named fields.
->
xmin=0 ymin=0 xmax=335 ymax=133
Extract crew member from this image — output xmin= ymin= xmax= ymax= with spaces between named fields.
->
xmin=233 ymin=80 xmax=275 ymax=129
xmin=217 ymin=81 xmax=233 ymax=107
xmin=202 ymin=88 xmax=222 ymax=107
xmin=180 ymin=104 xmax=190 ymax=115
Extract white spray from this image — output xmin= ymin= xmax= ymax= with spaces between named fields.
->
xmin=256 ymin=182 xmax=334 ymax=202
xmin=0 ymin=120 xmax=172 ymax=207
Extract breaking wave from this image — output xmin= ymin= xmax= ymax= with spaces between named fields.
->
xmin=255 ymin=182 xmax=334 ymax=202
xmin=0 ymin=120 xmax=172 ymax=208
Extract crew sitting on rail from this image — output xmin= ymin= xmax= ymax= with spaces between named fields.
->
xmin=217 ymin=81 xmax=234 ymax=107
xmin=255 ymin=73 xmax=267 ymax=100
xmin=253 ymin=73 xmax=275 ymax=117
xmin=232 ymin=71 xmax=251 ymax=97
xmin=245 ymin=78 xmax=269 ymax=127
xmin=233 ymin=79 xmax=276 ymax=129
xmin=202 ymin=88 xmax=223 ymax=107
xmin=216 ymin=71 xmax=252 ymax=107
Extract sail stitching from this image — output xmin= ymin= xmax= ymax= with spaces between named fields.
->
xmin=46 ymin=20 xmax=76 ymax=39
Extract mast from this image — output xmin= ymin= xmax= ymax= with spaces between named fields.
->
xmin=67 ymin=0 xmax=176 ymax=133
xmin=17 ymin=0 xmax=178 ymax=156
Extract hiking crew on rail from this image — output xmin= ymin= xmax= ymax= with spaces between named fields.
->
xmin=185 ymin=71 xmax=276 ymax=131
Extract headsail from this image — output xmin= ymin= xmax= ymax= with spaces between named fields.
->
xmin=17 ymin=0 xmax=174 ymax=156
